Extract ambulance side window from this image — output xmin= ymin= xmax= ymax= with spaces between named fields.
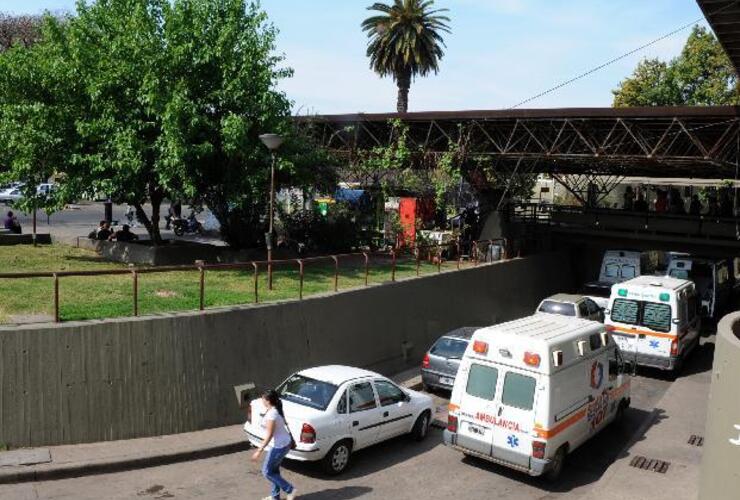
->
xmin=501 ymin=373 xmax=536 ymax=411
xmin=466 ymin=364 xmax=499 ymax=401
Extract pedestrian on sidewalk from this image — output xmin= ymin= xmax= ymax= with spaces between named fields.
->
xmin=251 ymin=389 xmax=298 ymax=500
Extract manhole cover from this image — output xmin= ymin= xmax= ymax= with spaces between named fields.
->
xmin=688 ymin=435 xmax=704 ymax=446
xmin=629 ymin=455 xmax=670 ymax=473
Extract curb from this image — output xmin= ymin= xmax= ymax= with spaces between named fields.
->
xmin=0 ymin=440 xmax=248 ymax=485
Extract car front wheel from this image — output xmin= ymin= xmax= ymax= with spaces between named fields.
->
xmin=322 ymin=440 xmax=352 ymax=475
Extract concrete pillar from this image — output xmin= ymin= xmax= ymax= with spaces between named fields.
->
xmin=699 ymin=312 xmax=740 ymax=500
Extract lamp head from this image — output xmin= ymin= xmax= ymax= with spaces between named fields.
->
xmin=259 ymin=133 xmax=284 ymax=151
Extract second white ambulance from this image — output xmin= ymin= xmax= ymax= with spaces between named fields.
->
xmin=605 ymin=275 xmax=700 ymax=372
xmin=444 ymin=314 xmax=632 ymax=480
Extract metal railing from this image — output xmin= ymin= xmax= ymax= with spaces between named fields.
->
xmin=0 ymin=238 xmax=508 ymax=323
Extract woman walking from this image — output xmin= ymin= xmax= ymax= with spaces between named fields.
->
xmin=251 ymin=390 xmax=298 ymax=500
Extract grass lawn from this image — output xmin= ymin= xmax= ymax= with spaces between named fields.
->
xmin=0 ymin=244 xmax=470 ymax=323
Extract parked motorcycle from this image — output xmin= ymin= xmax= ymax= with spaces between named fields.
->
xmin=172 ymin=214 xmax=203 ymax=236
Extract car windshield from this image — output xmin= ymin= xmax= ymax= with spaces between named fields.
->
xmin=277 ymin=374 xmax=339 ymax=411
xmin=538 ymin=300 xmax=576 ymax=316
xmin=430 ymin=337 xmax=468 ymax=359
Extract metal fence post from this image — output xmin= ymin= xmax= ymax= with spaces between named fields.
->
xmin=252 ymin=262 xmax=259 ymax=304
xmin=297 ymin=259 xmax=304 ymax=300
xmin=331 ymin=256 xmax=339 ymax=292
xmin=437 ymin=246 xmax=442 ymax=273
xmin=198 ymin=265 xmax=205 ymax=311
xmin=53 ymin=273 xmax=59 ymax=323
xmin=363 ymin=252 xmax=369 ymax=286
xmin=472 ymin=241 xmax=479 ymax=266
xmin=415 ymin=247 xmax=421 ymax=276
xmin=391 ymin=249 xmax=396 ymax=282
xmin=132 ymin=270 xmax=139 ymax=317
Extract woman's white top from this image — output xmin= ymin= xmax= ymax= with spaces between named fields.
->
xmin=261 ymin=408 xmax=292 ymax=449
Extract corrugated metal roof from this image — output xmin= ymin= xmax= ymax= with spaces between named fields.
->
xmin=697 ymin=0 xmax=740 ymax=75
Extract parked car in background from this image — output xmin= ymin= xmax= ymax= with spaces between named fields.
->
xmin=0 ymin=186 xmax=23 ymax=205
xmin=536 ymin=293 xmax=604 ymax=322
xmin=244 ymin=365 xmax=433 ymax=475
xmin=36 ymin=183 xmax=56 ymax=197
xmin=422 ymin=327 xmax=479 ymax=391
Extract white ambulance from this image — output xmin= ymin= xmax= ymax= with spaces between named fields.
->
xmin=443 ymin=314 xmax=632 ymax=480
xmin=605 ymin=276 xmax=700 ymax=372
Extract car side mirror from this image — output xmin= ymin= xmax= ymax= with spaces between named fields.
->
xmin=404 ymin=393 xmax=412 ymax=403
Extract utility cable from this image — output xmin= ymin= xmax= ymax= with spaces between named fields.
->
xmin=508 ymin=1 xmax=740 ymax=109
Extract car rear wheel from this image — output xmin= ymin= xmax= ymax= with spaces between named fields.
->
xmin=322 ymin=440 xmax=352 ymax=475
xmin=411 ymin=411 xmax=431 ymax=441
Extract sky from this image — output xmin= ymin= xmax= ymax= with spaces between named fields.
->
xmin=2 ymin=0 xmax=711 ymax=114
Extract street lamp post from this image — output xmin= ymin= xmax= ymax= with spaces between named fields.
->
xmin=259 ymin=133 xmax=284 ymax=291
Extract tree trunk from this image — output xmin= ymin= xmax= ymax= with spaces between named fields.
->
xmin=133 ymin=186 xmax=164 ymax=245
xmin=396 ymin=70 xmax=411 ymax=113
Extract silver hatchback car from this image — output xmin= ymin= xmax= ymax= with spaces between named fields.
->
xmin=421 ymin=327 xmax=479 ymax=392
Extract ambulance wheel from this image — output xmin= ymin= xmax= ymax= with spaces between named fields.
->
xmin=411 ymin=411 xmax=431 ymax=441
xmin=545 ymin=446 xmax=567 ymax=481
xmin=614 ymin=400 xmax=627 ymax=424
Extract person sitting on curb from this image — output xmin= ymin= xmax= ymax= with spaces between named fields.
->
xmin=3 ymin=211 xmax=21 ymax=234
xmin=96 ymin=221 xmax=114 ymax=241
xmin=109 ymin=224 xmax=139 ymax=242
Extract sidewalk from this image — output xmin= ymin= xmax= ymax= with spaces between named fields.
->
xmin=585 ymin=354 xmax=712 ymax=500
xmin=0 ymin=366 xmax=432 ymax=485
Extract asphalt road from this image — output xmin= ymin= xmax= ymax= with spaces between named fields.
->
xmin=3 ymin=201 xmax=212 ymax=243
xmin=0 ymin=367 xmax=680 ymax=500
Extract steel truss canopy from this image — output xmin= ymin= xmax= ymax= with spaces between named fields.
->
xmin=697 ymin=0 xmax=740 ymax=76
xmin=297 ymin=106 xmax=740 ymax=179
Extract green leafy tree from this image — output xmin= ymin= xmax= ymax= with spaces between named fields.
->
xmin=0 ymin=0 xmax=330 ymax=248
xmin=614 ymin=26 xmax=740 ymax=106
xmin=0 ymin=15 xmax=76 ymax=218
xmin=362 ymin=0 xmax=451 ymax=113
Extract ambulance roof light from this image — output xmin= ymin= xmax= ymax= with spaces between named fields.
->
xmin=473 ymin=340 xmax=488 ymax=355
xmin=524 ymin=352 xmax=541 ymax=367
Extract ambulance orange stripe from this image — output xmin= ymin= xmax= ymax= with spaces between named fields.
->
xmin=608 ymin=325 xmax=675 ymax=339
xmin=535 ymin=409 xmax=586 ymax=439
xmin=535 ymin=381 xmax=631 ymax=439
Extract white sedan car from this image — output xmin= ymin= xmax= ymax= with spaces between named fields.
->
xmin=244 ymin=365 xmax=434 ymax=475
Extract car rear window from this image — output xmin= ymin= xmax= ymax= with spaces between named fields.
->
xmin=431 ymin=337 xmax=468 ymax=359
xmin=611 ymin=299 xmax=640 ymax=324
xmin=466 ymin=364 xmax=498 ymax=401
xmin=277 ymin=375 xmax=339 ymax=411
xmin=538 ymin=300 xmax=576 ymax=316
xmin=642 ymin=302 xmax=671 ymax=333
xmin=502 ymin=372 xmax=537 ymax=411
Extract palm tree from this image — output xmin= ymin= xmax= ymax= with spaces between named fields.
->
xmin=362 ymin=0 xmax=451 ymax=113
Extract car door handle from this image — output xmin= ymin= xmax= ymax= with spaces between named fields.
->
xmin=383 ymin=411 xmax=389 ymax=418
xmin=638 ymin=334 xmax=646 ymax=339
xmin=352 ymin=421 xmax=359 ymax=427
xmin=497 ymin=407 xmax=504 ymax=417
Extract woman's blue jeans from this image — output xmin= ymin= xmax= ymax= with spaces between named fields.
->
xmin=262 ymin=445 xmax=294 ymax=499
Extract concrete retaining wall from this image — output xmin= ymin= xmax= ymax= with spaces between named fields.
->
xmin=0 ymin=253 xmax=573 ymax=448
xmin=699 ymin=312 xmax=740 ymax=500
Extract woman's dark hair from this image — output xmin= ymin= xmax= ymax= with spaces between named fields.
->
xmin=263 ymin=389 xmax=285 ymax=418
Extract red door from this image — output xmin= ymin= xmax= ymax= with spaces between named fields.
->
xmin=399 ymin=197 xmax=417 ymax=246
